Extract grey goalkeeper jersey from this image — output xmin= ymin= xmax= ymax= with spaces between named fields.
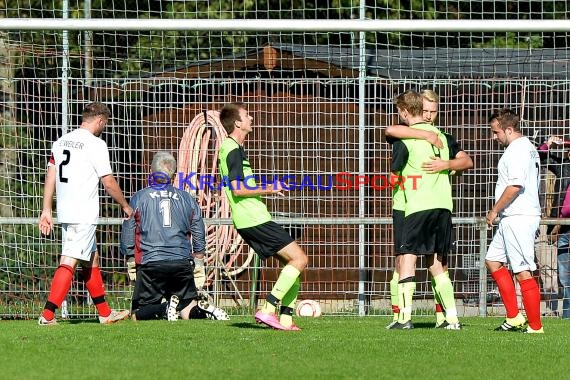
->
xmin=120 ymin=185 xmax=206 ymax=264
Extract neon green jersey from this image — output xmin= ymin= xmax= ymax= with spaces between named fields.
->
xmin=393 ymin=123 xmax=453 ymax=216
xmin=392 ymin=182 xmax=406 ymax=211
xmin=218 ymin=138 xmax=272 ymax=229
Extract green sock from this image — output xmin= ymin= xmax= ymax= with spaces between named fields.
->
xmin=431 ymin=277 xmax=446 ymax=325
xmin=433 ymin=272 xmax=458 ymax=324
xmin=279 ymin=277 xmax=300 ymax=327
xmin=397 ymin=280 xmax=416 ymax=323
xmin=262 ymin=264 xmax=301 ymax=314
xmin=390 ymin=272 xmax=400 ymax=321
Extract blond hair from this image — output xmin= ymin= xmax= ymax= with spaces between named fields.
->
xmin=421 ymin=89 xmax=439 ymax=103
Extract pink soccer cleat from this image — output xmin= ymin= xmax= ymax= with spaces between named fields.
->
xmin=254 ymin=310 xmax=286 ymax=330
xmin=282 ymin=323 xmax=301 ymax=331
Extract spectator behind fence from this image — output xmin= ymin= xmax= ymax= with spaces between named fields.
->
xmin=538 ymin=136 xmax=570 ymax=318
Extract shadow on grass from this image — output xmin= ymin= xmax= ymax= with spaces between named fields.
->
xmin=66 ymin=318 xmax=100 ymax=324
xmin=399 ymin=322 xmax=471 ymax=329
xmin=230 ymin=321 xmax=267 ymax=329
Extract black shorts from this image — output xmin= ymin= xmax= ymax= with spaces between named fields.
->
xmin=399 ymin=209 xmax=453 ymax=256
xmin=392 ymin=209 xmax=405 ymax=254
xmin=131 ymin=259 xmax=197 ymax=311
xmin=237 ymin=221 xmax=295 ymax=259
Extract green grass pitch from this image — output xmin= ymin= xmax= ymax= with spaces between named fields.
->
xmin=2 ymin=316 xmax=569 ymax=380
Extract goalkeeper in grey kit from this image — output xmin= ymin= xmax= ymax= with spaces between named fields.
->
xmin=120 ymin=151 xmax=228 ymax=321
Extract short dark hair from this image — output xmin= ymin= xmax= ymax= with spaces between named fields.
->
xmin=219 ymin=102 xmax=246 ymax=134
xmin=82 ymin=102 xmax=111 ymax=121
xmin=489 ymin=108 xmax=520 ymax=132
xmin=394 ymin=90 xmax=423 ymax=117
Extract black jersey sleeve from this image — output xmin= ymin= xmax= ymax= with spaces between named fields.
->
xmin=391 ymin=140 xmax=409 ymax=172
xmin=226 ymin=148 xmax=245 ymax=182
xmin=444 ymin=133 xmax=462 ymax=159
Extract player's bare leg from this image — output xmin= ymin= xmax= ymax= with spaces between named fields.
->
xmin=255 ymin=241 xmax=307 ymax=330
xmin=389 ymin=253 xmax=416 ymax=329
xmin=428 ymin=254 xmax=460 ymax=329
xmin=387 ymin=255 xmax=403 ymax=329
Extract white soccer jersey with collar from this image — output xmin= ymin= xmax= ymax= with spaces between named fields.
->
xmin=48 ymin=128 xmax=112 ymax=224
xmin=495 ymin=136 xmax=541 ymax=217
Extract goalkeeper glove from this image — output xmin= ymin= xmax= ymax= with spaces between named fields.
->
xmin=193 ymin=257 xmax=206 ymax=289
xmin=127 ymin=257 xmax=137 ymax=282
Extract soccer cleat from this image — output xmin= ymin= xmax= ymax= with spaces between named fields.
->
xmin=167 ymin=295 xmax=179 ymax=321
xmin=99 ymin=309 xmax=130 ymax=324
xmin=38 ymin=316 xmax=58 ymax=326
xmin=254 ymin=310 xmax=286 ymax=330
xmin=435 ymin=318 xmax=447 ymax=328
xmin=385 ymin=320 xmax=399 ymax=329
xmin=388 ymin=320 xmax=414 ymax=330
xmin=197 ymin=300 xmax=230 ymax=321
xmin=282 ymin=323 xmax=302 ymax=331
xmin=494 ymin=318 xmax=527 ymax=332
xmin=522 ymin=326 xmax=544 ymax=334
xmin=436 ymin=321 xmax=462 ymax=330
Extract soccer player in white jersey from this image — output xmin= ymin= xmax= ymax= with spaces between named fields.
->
xmin=486 ymin=108 xmax=544 ymax=333
xmin=38 ymin=102 xmax=133 ymax=325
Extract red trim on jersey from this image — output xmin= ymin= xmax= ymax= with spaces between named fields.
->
xmin=134 ymin=209 xmax=143 ymax=265
xmin=48 ymin=153 xmax=55 ymax=165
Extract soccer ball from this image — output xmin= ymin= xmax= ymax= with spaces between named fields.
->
xmin=296 ymin=299 xmax=322 ymax=317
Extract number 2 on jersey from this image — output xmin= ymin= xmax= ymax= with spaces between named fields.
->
xmin=59 ymin=149 xmax=71 ymax=183
xmin=159 ymin=199 xmax=172 ymax=227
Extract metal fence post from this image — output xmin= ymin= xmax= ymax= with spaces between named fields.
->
xmin=478 ymin=217 xmax=488 ymax=317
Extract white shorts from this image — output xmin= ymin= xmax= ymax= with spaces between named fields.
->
xmin=486 ymin=215 xmax=540 ymax=273
xmin=61 ymin=223 xmax=97 ymax=261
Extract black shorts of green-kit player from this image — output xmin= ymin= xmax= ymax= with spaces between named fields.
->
xmin=237 ymin=220 xmax=295 ymax=259
xmin=392 ymin=209 xmax=405 ymax=254
xmin=398 ymin=209 xmax=452 ymax=256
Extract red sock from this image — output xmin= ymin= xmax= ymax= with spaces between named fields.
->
xmin=82 ymin=267 xmax=111 ymax=317
xmin=491 ymin=267 xmax=519 ymax=318
xmin=435 ymin=304 xmax=444 ymax=313
xmin=392 ymin=305 xmax=400 ymax=314
xmin=520 ymin=278 xmax=542 ymax=330
xmin=42 ymin=264 xmax=75 ymax=320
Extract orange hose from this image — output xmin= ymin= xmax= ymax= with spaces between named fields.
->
xmin=177 ymin=110 xmax=249 ymax=285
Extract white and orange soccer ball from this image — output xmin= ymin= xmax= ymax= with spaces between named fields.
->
xmin=296 ymin=299 xmax=322 ymax=317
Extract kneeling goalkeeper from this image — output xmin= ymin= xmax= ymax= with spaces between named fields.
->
xmin=120 ymin=151 xmax=228 ymax=321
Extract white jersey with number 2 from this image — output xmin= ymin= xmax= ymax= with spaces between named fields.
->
xmin=48 ymin=128 xmax=112 ymax=224
xmin=495 ymin=136 xmax=541 ymax=217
